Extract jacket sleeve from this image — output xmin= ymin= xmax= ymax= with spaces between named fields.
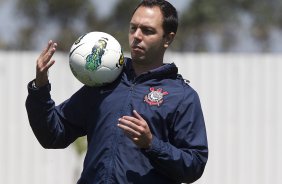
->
xmin=143 ymin=89 xmax=208 ymax=183
xmin=25 ymin=80 xmax=87 ymax=149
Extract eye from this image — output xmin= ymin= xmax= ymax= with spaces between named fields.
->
xmin=142 ymin=28 xmax=154 ymax=35
xmin=129 ymin=25 xmax=137 ymax=33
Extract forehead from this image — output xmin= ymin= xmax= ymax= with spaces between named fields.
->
xmin=130 ymin=6 xmax=163 ymax=28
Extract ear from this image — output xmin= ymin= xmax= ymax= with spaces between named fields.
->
xmin=163 ymin=32 xmax=175 ymax=48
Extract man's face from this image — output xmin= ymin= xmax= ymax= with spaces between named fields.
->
xmin=129 ymin=6 xmax=166 ymax=65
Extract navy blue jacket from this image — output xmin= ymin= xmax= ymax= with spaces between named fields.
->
xmin=26 ymin=58 xmax=208 ymax=184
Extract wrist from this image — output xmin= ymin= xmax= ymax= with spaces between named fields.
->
xmin=35 ymin=78 xmax=49 ymax=88
xmin=31 ymin=79 xmax=49 ymax=89
xmin=35 ymin=70 xmax=49 ymax=87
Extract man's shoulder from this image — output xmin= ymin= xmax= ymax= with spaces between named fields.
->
xmin=174 ymin=74 xmax=200 ymax=99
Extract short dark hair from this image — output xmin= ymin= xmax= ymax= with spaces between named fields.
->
xmin=132 ymin=0 xmax=178 ymax=35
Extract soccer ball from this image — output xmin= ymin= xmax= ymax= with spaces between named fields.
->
xmin=69 ymin=31 xmax=124 ymax=86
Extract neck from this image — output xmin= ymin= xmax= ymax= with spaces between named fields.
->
xmin=132 ymin=59 xmax=163 ymax=76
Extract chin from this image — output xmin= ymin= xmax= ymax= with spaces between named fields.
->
xmin=131 ymin=53 xmax=145 ymax=62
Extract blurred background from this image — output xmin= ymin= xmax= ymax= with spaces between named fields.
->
xmin=0 ymin=0 xmax=282 ymax=183
xmin=1 ymin=0 xmax=282 ymax=52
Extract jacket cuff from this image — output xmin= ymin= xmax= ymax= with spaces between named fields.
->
xmin=143 ymin=135 xmax=162 ymax=156
xmin=27 ymin=80 xmax=51 ymax=100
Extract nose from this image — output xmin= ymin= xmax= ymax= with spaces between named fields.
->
xmin=133 ymin=28 xmax=142 ymax=40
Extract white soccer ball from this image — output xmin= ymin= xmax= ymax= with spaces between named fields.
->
xmin=69 ymin=31 xmax=124 ymax=86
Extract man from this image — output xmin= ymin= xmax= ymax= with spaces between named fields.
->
xmin=26 ymin=0 xmax=208 ymax=183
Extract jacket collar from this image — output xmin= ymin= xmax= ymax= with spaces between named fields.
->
xmin=124 ymin=57 xmax=178 ymax=82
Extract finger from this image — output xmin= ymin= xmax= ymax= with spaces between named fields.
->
xmin=40 ymin=40 xmax=54 ymax=58
xmin=37 ymin=59 xmax=56 ymax=74
xmin=133 ymin=110 xmax=144 ymax=121
xmin=117 ymin=123 xmax=141 ymax=137
xmin=132 ymin=137 xmax=139 ymax=142
xmin=119 ymin=116 xmax=141 ymax=129
xmin=118 ymin=117 xmax=147 ymax=138
xmin=45 ymin=59 xmax=56 ymax=71
xmin=121 ymin=115 xmax=143 ymax=126
xmin=43 ymin=42 xmax=57 ymax=63
xmin=37 ymin=42 xmax=57 ymax=71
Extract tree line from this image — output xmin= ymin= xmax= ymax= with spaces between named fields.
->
xmin=2 ymin=0 xmax=282 ymax=52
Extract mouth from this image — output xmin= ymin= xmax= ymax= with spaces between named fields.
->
xmin=131 ymin=45 xmax=144 ymax=52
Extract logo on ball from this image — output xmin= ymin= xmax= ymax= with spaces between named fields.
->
xmin=85 ymin=37 xmax=108 ymax=71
